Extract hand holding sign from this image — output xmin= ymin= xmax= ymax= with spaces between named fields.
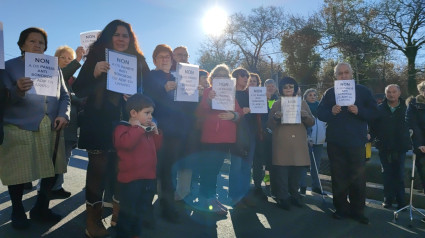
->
xmin=332 ymin=105 xmax=342 ymax=115
xmin=348 ymin=105 xmax=358 ymax=115
xmin=75 ymin=46 xmax=85 ymax=62
xmin=94 ymin=61 xmax=110 ymax=78
xmin=165 ymin=81 xmax=177 ymax=92
xmin=16 ymin=77 xmax=34 ymax=94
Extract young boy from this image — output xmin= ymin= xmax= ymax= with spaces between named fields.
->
xmin=113 ymin=94 xmax=162 ymax=238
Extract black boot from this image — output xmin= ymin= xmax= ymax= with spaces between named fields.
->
xmin=30 ymin=191 xmax=62 ymax=222
xmin=8 ymin=184 xmax=30 ymax=230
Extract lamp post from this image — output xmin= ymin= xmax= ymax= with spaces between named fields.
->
xmin=268 ymin=55 xmax=274 ymax=83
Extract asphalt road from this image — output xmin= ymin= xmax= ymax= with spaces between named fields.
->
xmin=1 ymin=149 xmax=425 ymax=238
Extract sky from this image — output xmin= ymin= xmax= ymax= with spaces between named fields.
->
xmin=0 ymin=0 xmax=324 ymax=69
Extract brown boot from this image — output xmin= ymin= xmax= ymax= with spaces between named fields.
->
xmin=85 ymin=204 xmax=109 ymax=238
xmin=110 ymin=201 xmax=119 ymax=227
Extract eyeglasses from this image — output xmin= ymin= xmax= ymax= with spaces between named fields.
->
xmin=156 ymin=55 xmax=171 ymax=61
xmin=59 ymin=56 xmax=73 ymax=61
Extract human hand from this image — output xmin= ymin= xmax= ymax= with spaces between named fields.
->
xmin=332 ymin=105 xmax=341 ymax=115
xmin=149 ymin=122 xmax=159 ymax=135
xmin=75 ymin=46 xmax=85 ymax=62
xmin=54 ymin=117 xmax=68 ymax=131
xmin=94 ymin=61 xmax=110 ymax=78
xmin=419 ymin=146 xmax=425 ymax=153
xmin=273 ymin=111 xmax=282 ymax=119
xmin=208 ymin=90 xmax=216 ymax=100
xmin=218 ymin=111 xmax=235 ymax=120
xmin=348 ymin=105 xmax=358 ymax=115
xmin=243 ymin=107 xmax=251 ymax=115
xmin=164 ymin=81 xmax=177 ymax=92
xmin=123 ymin=94 xmax=131 ymax=101
xmin=16 ymin=77 xmax=33 ymax=93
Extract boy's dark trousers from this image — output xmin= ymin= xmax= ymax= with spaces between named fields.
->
xmin=116 ymin=179 xmax=155 ymax=238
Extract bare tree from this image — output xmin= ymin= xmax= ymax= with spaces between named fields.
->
xmin=197 ymin=36 xmax=241 ymax=72
xmin=226 ymin=6 xmax=286 ymax=73
xmin=361 ymin=0 xmax=425 ymax=95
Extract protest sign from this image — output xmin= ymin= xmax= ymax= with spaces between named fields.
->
xmin=25 ymin=52 xmax=59 ymax=97
xmin=80 ymin=30 xmax=101 ymax=55
xmin=281 ymin=96 xmax=302 ymax=124
xmin=106 ymin=49 xmax=137 ymax=95
xmin=212 ymin=78 xmax=236 ymax=111
xmin=334 ymin=79 xmax=356 ymax=106
xmin=174 ymin=63 xmax=199 ymax=102
xmin=249 ymin=87 xmax=267 ymax=113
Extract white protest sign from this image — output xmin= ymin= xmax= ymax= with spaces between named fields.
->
xmin=212 ymin=78 xmax=236 ymax=111
xmin=106 ymin=49 xmax=137 ymax=95
xmin=334 ymin=79 xmax=356 ymax=106
xmin=80 ymin=30 xmax=101 ymax=55
xmin=0 ymin=22 xmax=4 ymax=69
xmin=24 ymin=53 xmax=59 ymax=97
xmin=249 ymin=87 xmax=267 ymax=113
xmin=281 ymin=96 xmax=302 ymax=124
xmin=174 ymin=63 xmax=199 ymax=102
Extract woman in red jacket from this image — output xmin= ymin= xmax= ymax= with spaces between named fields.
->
xmin=196 ymin=64 xmax=243 ymax=215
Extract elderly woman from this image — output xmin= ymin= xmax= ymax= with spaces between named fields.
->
xmin=299 ymin=88 xmax=326 ymax=195
xmin=49 ymin=45 xmax=85 ymax=198
xmin=73 ymin=19 xmax=150 ymax=237
xmin=267 ymin=77 xmax=314 ymax=210
xmin=0 ymin=27 xmax=70 ymax=230
xmin=406 ymin=81 xmax=425 ymax=195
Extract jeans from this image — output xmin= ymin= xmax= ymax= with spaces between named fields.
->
xmin=379 ymin=151 xmax=406 ymax=206
xmin=116 ymin=179 xmax=155 ymax=238
xmin=228 ymin=136 xmax=255 ymax=201
xmin=199 ymin=144 xmax=229 ymax=199
xmin=327 ymin=143 xmax=366 ymax=216
xmin=299 ymin=144 xmax=323 ymax=189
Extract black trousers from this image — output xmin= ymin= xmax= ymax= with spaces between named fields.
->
xmin=327 ymin=143 xmax=366 ymax=216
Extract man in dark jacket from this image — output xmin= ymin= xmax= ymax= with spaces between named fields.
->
xmin=370 ymin=84 xmax=410 ymax=210
xmin=317 ymin=62 xmax=378 ymax=225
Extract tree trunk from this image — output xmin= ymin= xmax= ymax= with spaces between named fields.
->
xmin=406 ymin=47 xmax=418 ymax=96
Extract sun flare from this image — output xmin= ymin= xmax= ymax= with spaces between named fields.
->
xmin=202 ymin=7 xmax=228 ymax=36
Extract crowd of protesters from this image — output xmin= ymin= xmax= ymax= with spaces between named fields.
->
xmin=1 ymin=19 xmax=425 ymax=237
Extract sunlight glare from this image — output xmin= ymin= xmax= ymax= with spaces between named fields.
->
xmin=202 ymin=7 xmax=228 ymax=36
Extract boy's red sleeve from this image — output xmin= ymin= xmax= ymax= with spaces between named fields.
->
xmin=113 ymin=125 xmax=145 ymax=150
xmin=153 ymin=131 xmax=163 ymax=150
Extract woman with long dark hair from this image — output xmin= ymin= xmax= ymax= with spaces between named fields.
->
xmin=73 ymin=19 xmax=149 ymax=238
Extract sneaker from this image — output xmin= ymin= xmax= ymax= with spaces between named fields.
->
xmin=49 ymin=188 xmax=71 ymax=199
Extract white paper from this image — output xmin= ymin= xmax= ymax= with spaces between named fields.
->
xmin=24 ymin=53 xmax=59 ymax=97
xmin=106 ymin=49 xmax=138 ymax=95
xmin=0 ymin=22 xmax=4 ymax=69
xmin=281 ymin=96 xmax=301 ymax=124
xmin=249 ymin=87 xmax=267 ymax=113
xmin=212 ymin=78 xmax=236 ymax=111
xmin=174 ymin=63 xmax=199 ymax=102
xmin=80 ymin=30 xmax=101 ymax=56
xmin=334 ymin=79 xmax=356 ymax=106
